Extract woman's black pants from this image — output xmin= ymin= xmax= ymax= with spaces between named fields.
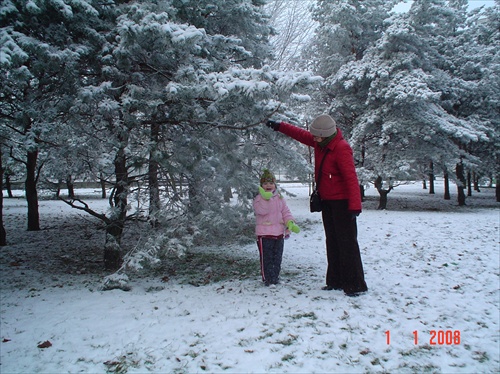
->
xmin=321 ymin=200 xmax=368 ymax=294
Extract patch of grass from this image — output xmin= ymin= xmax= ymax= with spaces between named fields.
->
xmin=399 ymin=344 xmax=434 ymax=358
xmin=275 ymin=334 xmax=298 ymax=346
xmin=258 ymin=331 xmax=274 ymax=340
xmin=158 ymin=250 xmax=260 ymax=285
xmin=290 ymin=311 xmax=317 ymax=320
xmin=103 ymin=353 xmax=140 ymax=374
xmin=397 ymin=362 xmax=440 ymax=372
xmin=472 ymin=351 xmax=489 ymax=363
xmin=281 ymin=354 xmax=295 ymax=362
xmin=238 ymin=338 xmax=254 ymax=347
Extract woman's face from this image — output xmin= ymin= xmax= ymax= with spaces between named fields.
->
xmin=313 ymin=136 xmax=325 ymax=143
xmin=262 ymin=182 xmax=275 ymax=192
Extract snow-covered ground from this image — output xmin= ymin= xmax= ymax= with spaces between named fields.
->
xmin=1 ymin=182 xmax=499 ymax=373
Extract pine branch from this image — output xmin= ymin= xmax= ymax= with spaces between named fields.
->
xmin=207 ymin=105 xmax=282 ymax=130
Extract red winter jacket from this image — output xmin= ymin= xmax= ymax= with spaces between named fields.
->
xmin=278 ymin=122 xmax=362 ymax=212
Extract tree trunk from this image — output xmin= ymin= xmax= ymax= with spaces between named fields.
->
xmin=456 ymin=162 xmax=466 ymax=206
xmin=422 ymin=180 xmax=427 ymax=189
xmin=100 ymin=172 xmax=106 ymax=199
xmin=374 ymin=176 xmax=392 ymax=210
xmin=148 ymin=122 xmax=161 ymax=225
xmin=473 ymin=172 xmax=480 ymax=192
xmin=104 ymin=221 xmax=124 ymax=271
xmin=444 ymin=171 xmax=450 ymax=200
xmin=148 ymin=158 xmax=160 ymax=224
xmin=104 ymin=147 xmax=128 ymax=271
xmin=26 ymin=150 xmax=40 ymax=231
xmin=223 ymin=186 xmax=233 ymax=202
xmin=66 ymin=175 xmax=75 ymax=199
xmin=0 ymin=149 xmax=6 ymax=246
xmin=188 ymin=176 xmax=203 ymax=216
xmin=55 ymin=181 xmax=61 ymax=198
xmin=496 ymin=175 xmax=500 ymax=203
xmin=428 ymin=162 xmax=435 ymax=194
xmin=467 ymin=171 xmax=472 ymax=197
xmin=5 ymin=174 xmax=14 ymax=198
xmin=377 ymin=190 xmax=390 ymax=210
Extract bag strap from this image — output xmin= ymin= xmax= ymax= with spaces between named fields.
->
xmin=315 ymin=149 xmax=330 ymax=190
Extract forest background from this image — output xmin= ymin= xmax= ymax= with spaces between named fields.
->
xmin=0 ymin=0 xmax=498 ymax=282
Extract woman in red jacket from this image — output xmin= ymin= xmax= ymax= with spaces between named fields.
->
xmin=266 ymin=114 xmax=368 ymax=296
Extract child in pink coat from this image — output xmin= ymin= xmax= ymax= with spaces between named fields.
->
xmin=253 ymin=169 xmax=300 ymax=286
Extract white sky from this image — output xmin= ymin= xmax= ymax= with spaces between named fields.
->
xmin=393 ymin=0 xmax=495 ymax=13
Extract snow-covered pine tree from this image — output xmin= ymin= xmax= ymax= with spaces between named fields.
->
xmin=407 ymin=0 xmax=495 ymax=205
xmin=0 ymin=145 xmax=6 ymax=245
xmin=310 ymin=0 xmax=394 ymax=79
xmin=62 ymin=0 xmax=321 ymax=272
xmin=319 ymin=0 xmax=490 ymax=207
xmin=448 ymin=2 xmax=500 ymax=202
xmin=0 ymin=0 xmax=105 ymax=230
xmin=307 ymin=0 xmax=395 ymax=201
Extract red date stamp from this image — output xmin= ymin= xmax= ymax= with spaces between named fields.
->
xmin=385 ymin=330 xmax=461 ymax=345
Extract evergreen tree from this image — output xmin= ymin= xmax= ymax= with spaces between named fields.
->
xmin=0 ymin=0 xmax=104 ymax=230
xmin=310 ymin=0 xmax=394 ymax=78
xmin=63 ymin=0 xmax=320 ymax=271
xmin=319 ymin=0 xmax=490 ymax=207
xmin=0 ymin=145 xmax=5 ymax=245
xmin=450 ymin=2 xmax=500 ymax=201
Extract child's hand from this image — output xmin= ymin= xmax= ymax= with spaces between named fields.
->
xmin=259 ymin=186 xmax=273 ymax=200
xmin=287 ymin=220 xmax=300 ymax=233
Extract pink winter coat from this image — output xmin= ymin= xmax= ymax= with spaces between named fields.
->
xmin=278 ymin=122 xmax=362 ymax=212
xmin=253 ymin=191 xmax=295 ymax=236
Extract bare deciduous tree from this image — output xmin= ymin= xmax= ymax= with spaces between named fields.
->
xmin=266 ymin=0 xmax=317 ymax=70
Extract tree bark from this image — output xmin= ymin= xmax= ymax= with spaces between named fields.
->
xmin=428 ymin=162 xmax=435 ymax=194
xmin=148 ymin=122 xmax=161 ymax=225
xmin=55 ymin=181 xmax=61 ymax=198
xmin=188 ymin=176 xmax=203 ymax=216
xmin=473 ymin=172 xmax=480 ymax=192
xmin=26 ymin=150 xmax=40 ymax=231
xmin=444 ymin=171 xmax=451 ymax=200
xmin=0 ymin=149 xmax=6 ymax=246
xmin=467 ymin=171 xmax=472 ymax=197
xmin=456 ymin=162 xmax=466 ymax=206
xmin=66 ymin=175 xmax=75 ymax=199
xmin=223 ymin=186 xmax=233 ymax=202
xmin=496 ymin=175 xmax=500 ymax=203
xmin=377 ymin=189 xmax=390 ymax=210
xmin=100 ymin=172 xmax=106 ymax=199
xmin=374 ymin=176 xmax=392 ymax=210
xmin=104 ymin=147 xmax=128 ymax=271
xmin=104 ymin=221 xmax=124 ymax=271
xmin=5 ymin=174 xmax=14 ymax=198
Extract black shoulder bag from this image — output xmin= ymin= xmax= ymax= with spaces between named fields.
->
xmin=310 ymin=149 xmax=330 ymax=212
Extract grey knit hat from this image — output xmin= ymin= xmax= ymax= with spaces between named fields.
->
xmin=310 ymin=114 xmax=337 ymax=137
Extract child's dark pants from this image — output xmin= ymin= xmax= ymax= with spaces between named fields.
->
xmin=257 ymin=235 xmax=284 ymax=285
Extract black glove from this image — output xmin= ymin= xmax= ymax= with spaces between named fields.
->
xmin=266 ymin=120 xmax=280 ymax=131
